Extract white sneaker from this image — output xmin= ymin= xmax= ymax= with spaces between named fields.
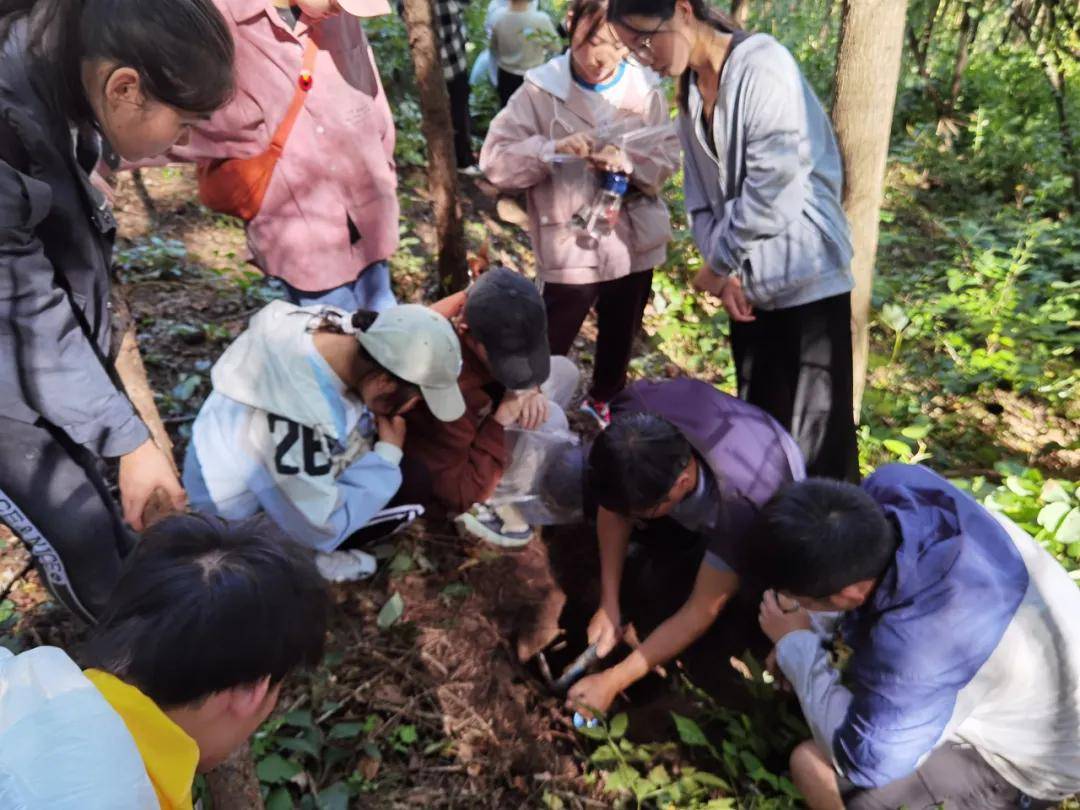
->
xmin=455 ymin=502 xmax=534 ymax=548
xmin=315 ymin=549 xmax=378 ymax=583
xmin=458 ymin=164 xmax=483 ymax=178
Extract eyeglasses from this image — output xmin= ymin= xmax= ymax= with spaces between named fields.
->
xmin=609 ymin=17 xmax=669 ymax=66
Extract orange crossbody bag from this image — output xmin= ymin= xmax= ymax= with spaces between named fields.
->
xmin=196 ymin=38 xmax=318 ymax=221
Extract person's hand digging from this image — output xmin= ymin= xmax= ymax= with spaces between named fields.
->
xmin=566 ymin=669 xmax=621 ymax=720
xmin=119 ymin=439 xmax=186 ymax=531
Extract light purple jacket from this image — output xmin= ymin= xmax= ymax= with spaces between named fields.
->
xmin=480 ymin=55 xmax=679 ymax=285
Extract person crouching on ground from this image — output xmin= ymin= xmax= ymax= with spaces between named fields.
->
xmin=748 ymin=465 xmax=1080 ymax=810
xmin=0 ymin=514 xmax=329 ymax=809
xmin=184 ymin=302 xmax=465 ymax=582
xmin=566 ymin=377 xmax=805 ymax=717
xmin=405 ymin=267 xmax=582 ymax=547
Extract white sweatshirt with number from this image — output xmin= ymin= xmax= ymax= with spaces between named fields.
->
xmin=183 ymin=300 xmax=403 ymax=551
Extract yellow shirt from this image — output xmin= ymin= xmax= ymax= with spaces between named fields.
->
xmin=84 ymin=669 xmax=200 ymax=810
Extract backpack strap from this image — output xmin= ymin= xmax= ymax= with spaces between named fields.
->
xmin=268 ymin=37 xmax=319 ymax=155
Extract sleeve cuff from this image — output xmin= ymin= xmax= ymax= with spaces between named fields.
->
xmin=775 ymin=629 xmax=826 ymax=682
xmin=90 ymin=413 xmax=151 ymax=459
xmin=373 ymin=441 xmax=403 ymax=466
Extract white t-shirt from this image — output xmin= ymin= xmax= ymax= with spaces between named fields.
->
xmin=490 ymin=8 xmax=558 ymax=76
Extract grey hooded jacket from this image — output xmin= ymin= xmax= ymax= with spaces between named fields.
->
xmin=0 ymin=22 xmax=148 ymax=457
xmin=680 ymin=33 xmax=854 ymax=310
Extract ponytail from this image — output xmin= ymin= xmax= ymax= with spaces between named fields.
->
xmin=607 ymin=0 xmax=739 ymax=113
xmin=0 ymin=0 xmax=234 ymax=124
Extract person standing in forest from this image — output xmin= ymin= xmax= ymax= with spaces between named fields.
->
xmin=150 ymin=0 xmax=402 ymax=312
xmin=608 ymin=0 xmax=859 ymax=481
xmin=0 ymin=0 xmax=234 ymax=622
xmin=488 ymin=0 xmax=559 ymax=107
xmin=434 ymin=0 xmax=481 ymax=174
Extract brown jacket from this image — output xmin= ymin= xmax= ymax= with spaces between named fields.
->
xmin=404 ymin=293 xmax=507 ymax=513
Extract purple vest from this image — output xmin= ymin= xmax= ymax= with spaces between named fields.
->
xmin=611 ymin=378 xmax=805 ymax=567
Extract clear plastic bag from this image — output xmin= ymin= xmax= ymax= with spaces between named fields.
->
xmin=490 ymin=426 xmax=586 ymax=526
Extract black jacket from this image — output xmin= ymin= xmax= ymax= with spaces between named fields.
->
xmin=0 ymin=21 xmax=148 ymax=457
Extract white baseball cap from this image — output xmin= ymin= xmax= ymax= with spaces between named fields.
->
xmin=337 ymin=0 xmax=392 ymax=17
xmin=354 ymin=305 xmax=466 ymax=421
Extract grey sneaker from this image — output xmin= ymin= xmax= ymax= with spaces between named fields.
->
xmin=455 ymin=503 xmax=534 ymax=548
xmin=314 ymin=549 xmax=378 ymax=583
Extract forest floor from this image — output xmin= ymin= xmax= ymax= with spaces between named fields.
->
xmin=0 ymin=164 xmax=1076 ymax=809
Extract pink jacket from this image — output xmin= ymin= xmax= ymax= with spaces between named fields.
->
xmin=480 ymin=55 xmax=679 ymax=285
xmin=168 ymin=0 xmax=399 ymax=291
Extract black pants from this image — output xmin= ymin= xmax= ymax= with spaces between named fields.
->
xmin=339 ymin=455 xmax=433 ymax=549
xmin=497 ymin=68 xmax=525 ymax=108
xmin=729 ymin=292 xmax=859 ymax=482
xmin=543 ymin=270 xmax=653 ymax=402
xmin=446 ymin=71 xmax=474 ymax=169
xmin=0 ymin=415 xmax=135 ymax=622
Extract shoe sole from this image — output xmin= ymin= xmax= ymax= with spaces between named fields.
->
xmin=454 ymin=512 xmax=533 ymax=548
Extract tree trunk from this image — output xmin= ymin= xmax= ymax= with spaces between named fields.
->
xmin=110 ymin=288 xmax=180 ymax=527
xmin=830 ymin=0 xmax=909 ymax=419
xmin=203 ymin=743 xmax=264 ymax=810
xmin=400 ymin=0 xmax=470 ymax=294
xmin=1035 ymin=27 xmax=1080 ymax=204
xmin=731 ymin=0 xmax=750 ymax=27
xmin=944 ymin=0 xmax=980 ymax=120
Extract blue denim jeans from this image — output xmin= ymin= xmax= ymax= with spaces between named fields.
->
xmin=283 ymin=260 xmax=396 ymax=312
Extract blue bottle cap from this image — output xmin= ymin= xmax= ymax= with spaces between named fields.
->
xmin=601 ymin=171 xmax=630 ymax=196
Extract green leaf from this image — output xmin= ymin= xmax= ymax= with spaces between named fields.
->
xmin=281 ymin=710 xmax=314 ymax=729
xmin=316 ymin=782 xmax=351 ymax=810
xmin=256 ymin=754 xmax=302 ymax=784
xmin=646 ymin=764 xmax=671 ymax=786
xmin=1040 ymin=480 xmax=1072 ymax=504
xmin=377 ymin=592 xmax=404 ymax=629
xmin=327 ymin=722 xmax=364 ymax=740
xmin=1037 ymin=502 xmax=1070 ymax=533
xmin=608 ymin=713 xmax=628 ymax=740
xmin=439 ymin=582 xmax=473 ymax=600
xmin=671 ymin=713 xmax=709 ymax=747
xmin=1057 ymin=508 xmax=1080 ymax=544
xmin=388 ymin=550 xmax=415 ymax=574
xmin=265 ymin=787 xmax=295 ymax=810
xmin=396 ymin=724 xmax=418 ymax=745
xmin=880 ymin=302 xmax=910 ymax=333
xmin=0 ymin=600 xmax=16 ymax=624
xmin=882 ymin=438 xmax=912 ymax=457
xmin=900 ymin=423 xmax=931 ymax=440
xmin=275 ymin=737 xmax=321 ymax=759
xmin=590 ymin=743 xmax=619 ymax=763
xmin=690 ymin=770 xmax=729 ymax=790
xmin=577 ymin=721 xmax=607 ymax=741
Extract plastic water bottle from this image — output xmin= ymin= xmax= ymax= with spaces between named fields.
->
xmin=573 ymin=170 xmax=630 ymax=248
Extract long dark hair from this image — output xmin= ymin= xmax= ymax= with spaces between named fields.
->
xmin=567 ymin=0 xmax=612 ymax=45
xmin=607 ymin=0 xmax=739 ymax=112
xmin=0 ymin=0 xmax=234 ymax=125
